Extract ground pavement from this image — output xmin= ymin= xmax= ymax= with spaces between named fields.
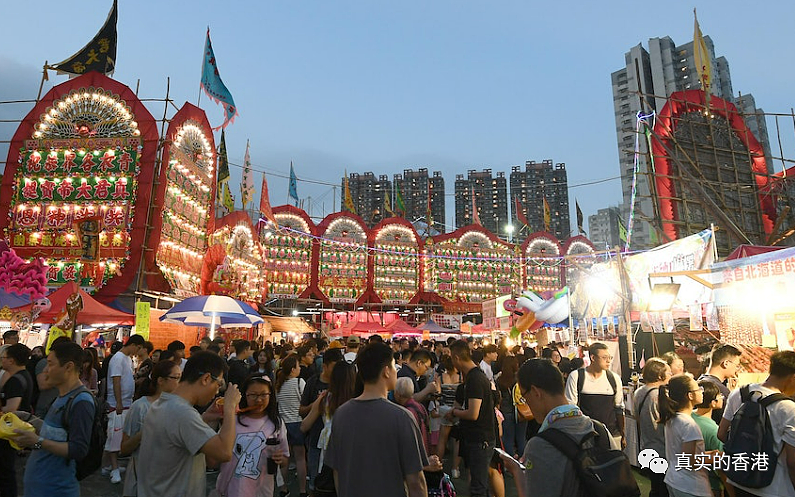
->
xmin=14 ymin=453 xmax=652 ymax=496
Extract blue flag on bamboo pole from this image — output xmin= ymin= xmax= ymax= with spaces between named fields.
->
xmin=288 ymin=162 xmax=299 ymax=206
xmin=200 ymin=28 xmax=238 ymax=130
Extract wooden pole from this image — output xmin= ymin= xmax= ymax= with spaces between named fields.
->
xmin=36 ymin=61 xmax=49 ymax=102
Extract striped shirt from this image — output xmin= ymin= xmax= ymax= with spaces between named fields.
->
xmin=277 ymin=377 xmax=305 ymax=423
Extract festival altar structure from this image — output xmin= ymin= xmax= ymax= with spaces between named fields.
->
xmin=0 ymin=72 xmax=159 ymax=303
xmin=147 ymin=103 xmax=217 ymax=296
xmin=0 ymin=73 xmax=600 ymax=319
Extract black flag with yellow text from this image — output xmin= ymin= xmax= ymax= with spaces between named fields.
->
xmin=49 ymin=0 xmax=117 ymax=76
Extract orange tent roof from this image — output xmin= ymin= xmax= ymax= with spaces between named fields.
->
xmin=14 ymin=282 xmax=135 ymax=326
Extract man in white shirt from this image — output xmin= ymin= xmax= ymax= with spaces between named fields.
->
xmin=479 ymin=344 xmax=498 ymax=383
xmin=344 ymin=336 xmax=360 ymax=363
xmin=565 ymin=342 xmax=626 ymax=448
xmin=103 ymin=334 xmax=144 ymax=483
xmin=718 ymin=351 xmax=795 ymax=497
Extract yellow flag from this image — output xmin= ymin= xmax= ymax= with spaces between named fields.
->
xmin=384 ymin=193 xmax=394 ymax=216
xmin=543 ymin=197 xmax=551 ymax=232
xmin=693 ymin=10 xmax=712 ymax=107
xmin=344 ymin=176 xmax=356 ymax=214
xmin=222 ymin=181 xmax=235 ymax=213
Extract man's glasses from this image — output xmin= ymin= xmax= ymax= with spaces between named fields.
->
xmin=200 ymin=372 xmax=225 ymax=388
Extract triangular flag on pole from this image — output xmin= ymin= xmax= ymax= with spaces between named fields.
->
xmin=49 ymin=0 xmax=118 ymax=76
xmin=288 ymin=162 xmax=299 ymax=206
xmin=200 ymin=28 xmax=239 ymax=130
xmin=693 ymin=9 xmax=712 ymax=111
xmin=240 ymin=140 xmax=254 ymax=209
xmin=222 ymin=182 xmax=235 ymax=214
xmin=514 ymin=196 xmax=530 ymax=228
xmin=343 ymin=173 xmax=356 ymax=214
xmin=259 ymin=173 xmax=278 ymax=228
xmin=618 ymin=214 xmax=628 ymax=244
xmin=395 ymin=182 xmax=406 ymax=216
xmin=576 ymin=199 xmax=586 ymax=235
xmin=426 ymin=183 xmax=434 ymax=227
xmin=472 ymin=186 xmax=482 ymax=226
xmin=216 ymin=130 xmax=230 ymax=208
xmin=384 ymin=193 xmax=394 ymax=217
xmin=543 ymin=197 xmax=551 ymax=232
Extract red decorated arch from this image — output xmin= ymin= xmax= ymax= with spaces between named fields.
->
xmin=261 ymin=205 xmax=317 ymax=301
xmin=522 ymin=232 xmax=563 ymax=292
xmin=651 ymin=90 xmax=776 ymax=242
xmin=367 ymin=217 xmax=424 ymax=305
xmin=309 ymin=211 xmax=369 ymax=304
xmin=425 ymin=224 xmax=519 ymax=310
xmin=0 ymin=72 xmax=159 ymax=303
xmin=147 ymin=103 xmax=216 ymax=294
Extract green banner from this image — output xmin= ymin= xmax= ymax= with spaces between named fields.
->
xmin=21 ymin=148 xmax=138 ymax=176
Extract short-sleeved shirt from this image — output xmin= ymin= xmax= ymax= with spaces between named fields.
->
xmin=722 ymin=383 xmax=795 ymax=497
xmin=664 ymin=412 xmax=712 ymax=497
xmin=34 ymin=359 xmax=57 ymax=417
xmin=122 ymin=396 xmax=152 ymax=457
xmin=325 ymin=397 xmax=428 ymax=497
xmin=403 ymin=398 xmax=431 ymax=455
xmin=217 ymin=416 xmax=289 ymax=497
xmin=107 ymin=352 xmax=134 ymax=408
xmin=632 ymin=385 xmax=664 ymax=456
xmin=564 ymin=368 xmax=625 ymax=409
xmin=23 ymin=385 xmax=94 ymax=497
xmin=458 ymin=366 xmax=495 ymax=443
xmin=691 ymin=412 xmax=723 ymax=492
xmin=697 ymin=374 xmax=730 ymax=424
xmin=1 ymin=369 xmax=33 ymax=412
xmin=276 ymin=377 xmax=305 ymax=424
xmin=300 ymin=374 xmax=329 ymax=449
xmin=397 ymin=364 xmax=420 ymax=393
xmin=136 ymin=392 xmax=217 ymax=497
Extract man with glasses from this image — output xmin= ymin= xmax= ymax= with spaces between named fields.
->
xmin=136 ymin=351 xmax=241 ymax=497
xmin=698 ymin=343 xmax=742 ymax=424
xmin=500 ymin=358 xmax=621 ymax=497
xmin=565 ymin=342 xmax=626 ymax=448
xmin=398 ymin=349 xmax=440 ymax=403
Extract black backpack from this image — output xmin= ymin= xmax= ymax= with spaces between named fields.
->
xmin=537 ymin=420 xmax=640 ymax=497
xmin=61 ymin=385 xmax=107 ymax=480
xmin=724 ymin=385 xmax=793 ymax=488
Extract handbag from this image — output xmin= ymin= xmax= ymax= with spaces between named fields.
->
xmin=512 ymin=384 xmax=533 ymax=421
xmin=314 ymin=464 xmax=337 ymax=497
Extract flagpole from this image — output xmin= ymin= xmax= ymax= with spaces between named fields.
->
xmin=36 ymin=61 xmax=49 ymax=102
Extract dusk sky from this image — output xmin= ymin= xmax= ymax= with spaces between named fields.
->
xmin=2 ymin=1 xmax=793 ymax=235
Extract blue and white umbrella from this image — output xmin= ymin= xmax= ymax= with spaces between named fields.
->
xmin=159 ymin=295 xmax=263 ymax=339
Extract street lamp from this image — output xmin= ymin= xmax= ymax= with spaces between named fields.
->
xmin=505 ymin=224 xmax=514 ymax=243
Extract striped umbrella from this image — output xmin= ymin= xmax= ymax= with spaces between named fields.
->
xmin=159 ymin=295 xmax=263 ymax=339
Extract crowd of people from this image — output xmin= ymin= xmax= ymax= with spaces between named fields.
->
xmin=1 ymin=327 xmax=795 ymax=497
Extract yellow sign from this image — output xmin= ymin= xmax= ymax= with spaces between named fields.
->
xmin=135 ymin=302 xmax=151 ymax=340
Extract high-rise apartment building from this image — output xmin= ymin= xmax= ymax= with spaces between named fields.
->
xmin=392 ymin=168 xmax=445 ymax=230
xmin=509 ymin=160 xmax=570 ymax=242
xmin=454 ymin=169 xmax=509 ymax=236
xmin=588 ymin=207 xmax=622 ymax=250
xmin=341 ymin=172 xmax=391 ymax=227
xmin=611 ymin=34 xmax=771 ymax=249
